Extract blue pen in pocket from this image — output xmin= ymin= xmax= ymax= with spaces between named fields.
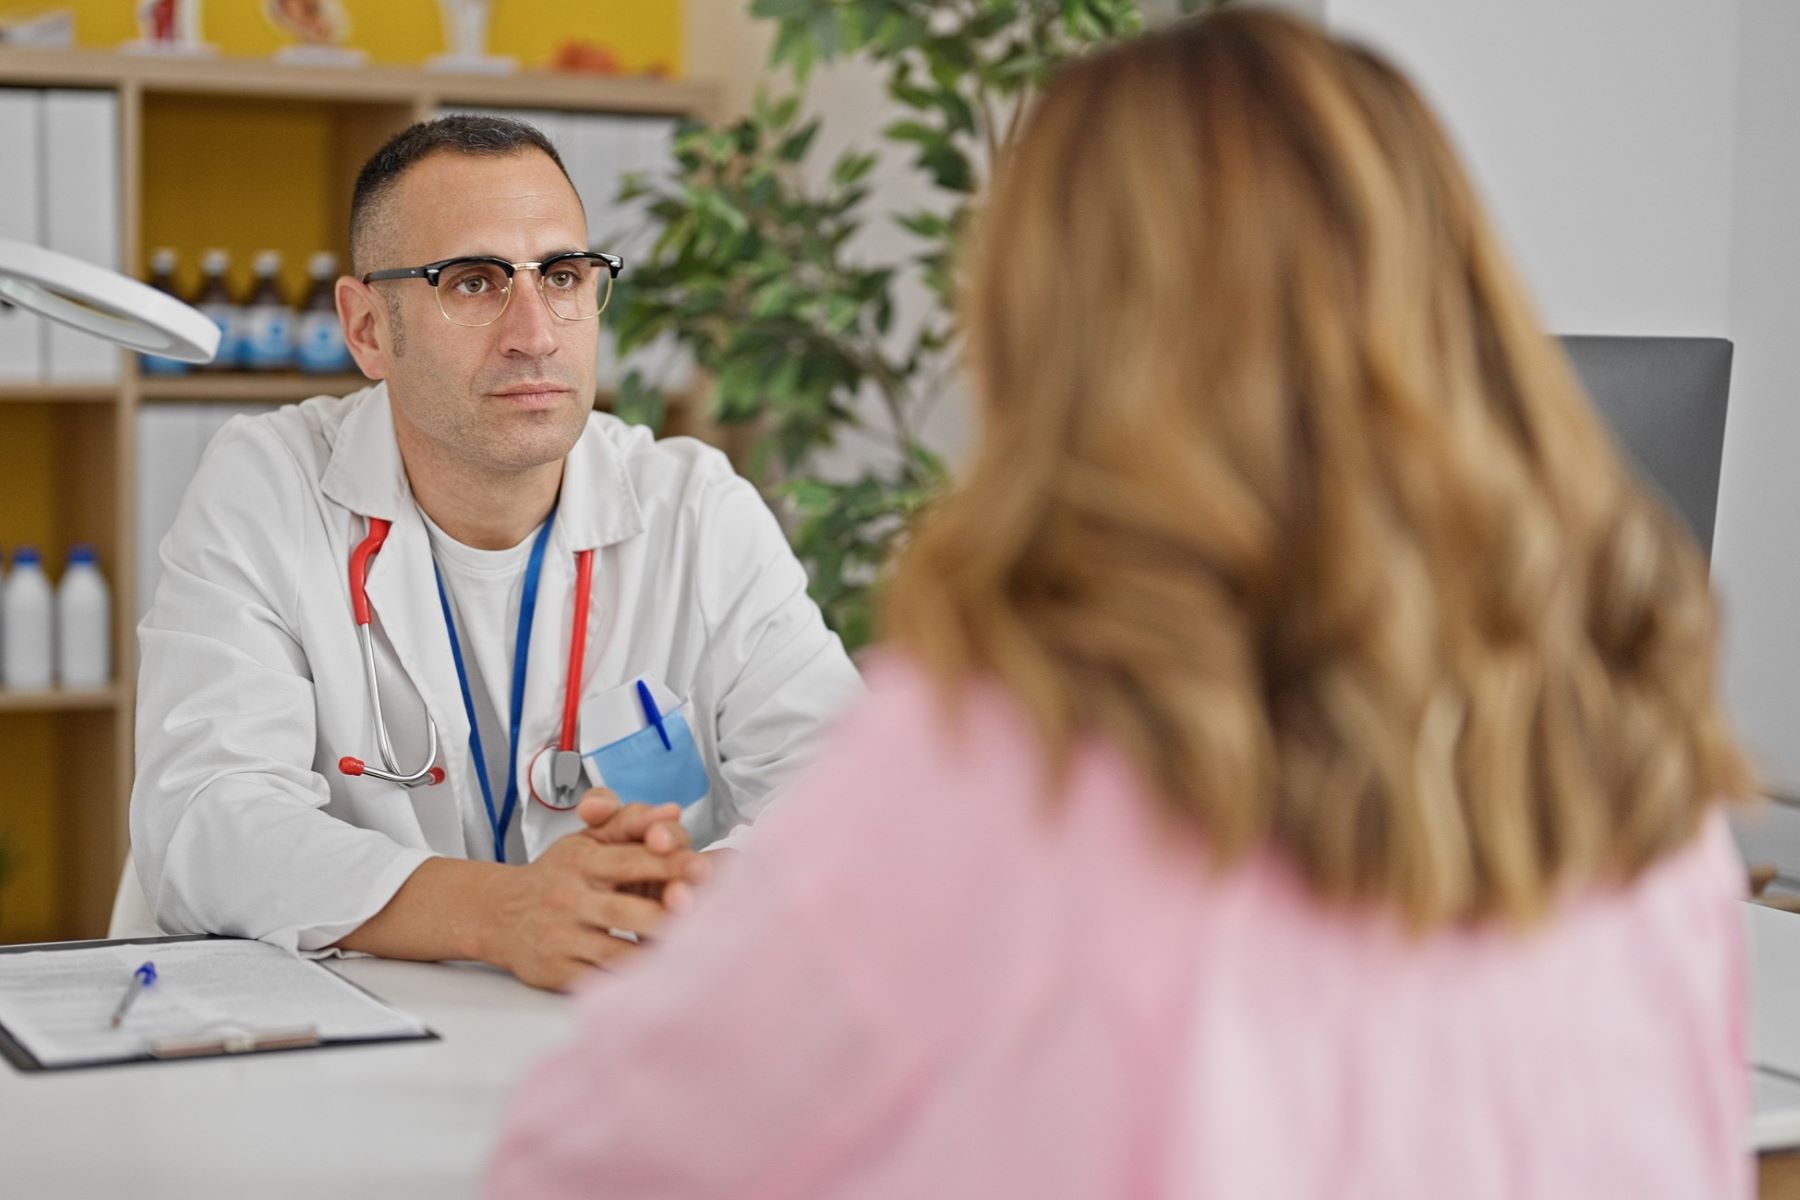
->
xmin=637 ymin=680 xmax=672 ymax=750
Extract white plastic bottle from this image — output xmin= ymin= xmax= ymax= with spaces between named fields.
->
xmin=196 ymin=248 xmax=245 ymax=371
xmin=2 ymin=546 xmax=54 ymax=690
xmin=296 ymin=251 xmax=354 ymax=374
xmin=242 ymin=250 xmax=295 ymax=372
xmin=56 ymin=543 xmax=110 ymax=688
xmin=141 ymin=249 xmax=190 ymax=376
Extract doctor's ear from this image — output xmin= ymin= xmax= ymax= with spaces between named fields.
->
xmin=336 ymin=276 xmax=393 ymax=380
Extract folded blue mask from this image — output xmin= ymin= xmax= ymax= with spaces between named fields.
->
xmin=584 ymin=708 xmax=710 ymax=809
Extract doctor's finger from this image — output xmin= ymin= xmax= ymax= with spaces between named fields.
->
xmin=643 ymin=819 xmax=691 ymax=855
xmin=580 ymin=801 xmax=685 ymax=847
xmin=575 ymin=788 xmax=622 ymax=828
xmin=579 ymin=890 xmax=669 ymax=938
xmin=575 ymin=841 xmax=704 ymax=886
xmin=563 ymin=936 xmax=640 ymax=981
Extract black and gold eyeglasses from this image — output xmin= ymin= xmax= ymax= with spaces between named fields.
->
xmin=361 ymin=251 xmax=623 ymax=328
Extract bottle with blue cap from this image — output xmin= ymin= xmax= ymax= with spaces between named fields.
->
xmin=296 ymin=252 xmax=353 ymax=374
xmin=242 ymin=250 xmax=295 ymax=372
xmin=1 ymin=546 xmax=53 ymax=690
xmin=57 ymin=543 xmax=110 ymax=688
xmin=140 ymin=249 xmax=190 ymax=376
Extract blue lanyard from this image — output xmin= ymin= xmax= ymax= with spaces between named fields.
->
xmin=432 ymin=507 xmax=557 ymax=863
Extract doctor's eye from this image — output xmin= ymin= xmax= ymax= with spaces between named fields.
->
xmin=439 ymin=261 xmax=509 ymax=297
xmin=542 ymin=259 xmax=598 ymax=292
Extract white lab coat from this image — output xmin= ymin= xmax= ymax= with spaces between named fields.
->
xmin=131 ymin=383 xmax=862 ymax=954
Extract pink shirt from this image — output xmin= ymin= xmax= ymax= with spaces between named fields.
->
xmin=490 ymin=657 xmax=1749 ymax=1199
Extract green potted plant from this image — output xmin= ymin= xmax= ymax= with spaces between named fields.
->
xmin=612 ymin=0 xmax=1227 ymax=649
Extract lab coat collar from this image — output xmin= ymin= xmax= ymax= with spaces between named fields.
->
xmin=319 ymin=381 xmax=409 ymax=522
xmin=556 ymin=415 xmax=645 ymax=554
xmin=318 ymin=381 xmax=645 ymax=553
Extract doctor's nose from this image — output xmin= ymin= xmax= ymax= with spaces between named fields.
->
xmin=494 ymin=271 xmax=561 ymax=358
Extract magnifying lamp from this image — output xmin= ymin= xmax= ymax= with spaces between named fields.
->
xmin=0 ymin=236 xmax=220 ymax=364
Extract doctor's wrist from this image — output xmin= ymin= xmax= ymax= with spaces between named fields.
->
xmin=470 ymin=865 xmax=529 ymax=969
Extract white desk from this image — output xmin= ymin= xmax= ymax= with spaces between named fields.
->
xmin=0 ymin=956 xmax=574 ymax=1199
xmin=1750 ymin=901 xmax=1800 ymax=1151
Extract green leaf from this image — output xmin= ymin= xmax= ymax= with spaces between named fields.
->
xmin=613 ymin=372 xmax=667 ymax=433
xmin=832 ymin=150 xmax=878 ymax=186
xmin=750 ymin=279 xmax=800 ymax=319
xmin=881 ymin=118 xmax=940 ymax=145
xmin=750 ymin=0 xmax=816 ymax=21
xmin=935 ymin=89 xmax=978 ymax=136
xmin=769 ymin=93 xmax=803 ymax=129
xmin=919 ymin=142 xmax=976 ymax=193
xmin=778 ymin=120 xmax=821 ymax=163
xmin=894 ymin=210 xmax=949 ymax=238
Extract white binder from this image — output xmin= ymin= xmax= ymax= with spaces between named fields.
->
xmin=42 ymin=89 xmax=122 ymax=384
xmin=0 ymin=88 xmax=45 ymax=383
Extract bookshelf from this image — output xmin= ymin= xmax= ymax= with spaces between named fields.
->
xmin=0 ymin=47 xmax=717 ymax=943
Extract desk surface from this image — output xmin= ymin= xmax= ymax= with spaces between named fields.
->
xmin=0 ymin=956 xmax=574 ymax=1200
xmin=1751 ymin=902 xmax=1800 ymax=1152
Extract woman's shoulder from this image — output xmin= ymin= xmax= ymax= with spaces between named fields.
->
xmin=828 ymin=651 xmax=1067 ymax=804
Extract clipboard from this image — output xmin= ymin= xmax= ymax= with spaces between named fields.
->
xmin=0 ymin=934 xmax=439 ymax=1073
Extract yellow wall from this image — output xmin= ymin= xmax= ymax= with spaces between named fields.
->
xmin=0 ymin=409 xmax=63 ymax=942
xmin=0 ymin=714 xmax=58 ymax=942
xmin=141 ymin=95 xmax=343 ymax=294
xmin=0 ymin=1 xmax=681 ymax=73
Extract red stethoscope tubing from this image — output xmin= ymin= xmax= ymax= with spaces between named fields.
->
xmin=348 ymin=517 xmax=389 ymax=627
xmin=561 ymin=548 xmax=594 ymax=752
xmin=340 ymin=516 xmax=595 ymax=785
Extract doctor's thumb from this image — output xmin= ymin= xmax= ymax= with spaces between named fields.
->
xmin=576 ymin=788 xmax=622 ymax=827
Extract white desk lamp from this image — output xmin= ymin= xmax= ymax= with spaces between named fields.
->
xmin=0 ymin=236 xmax=220 ymax=364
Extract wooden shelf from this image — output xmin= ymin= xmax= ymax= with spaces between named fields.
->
xmin=0 ymin=686 xmax=120 ymax=714
xmin=138 ymin=373 xmax=366 ymax=404
xmin=0 ymin=383 xmax=120 ymax=404
xmin=0 ymin=47 xmax=714 ymax=115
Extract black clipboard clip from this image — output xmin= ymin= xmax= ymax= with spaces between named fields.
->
xmin=147 ymin=1024 xmax=321 ymax=1059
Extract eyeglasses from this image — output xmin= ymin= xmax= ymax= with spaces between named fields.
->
xmin=361 ymin=251 xmax=623 ymax=328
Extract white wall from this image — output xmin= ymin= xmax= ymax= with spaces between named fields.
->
xmin=1326 ymin=1 xmax=1738 ymax=339
xmin=1718 ymin=0 xmax=1800 ymax=797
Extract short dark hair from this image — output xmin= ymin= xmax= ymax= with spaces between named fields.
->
xmin=349 ymin=114 xmax=579 ymax=274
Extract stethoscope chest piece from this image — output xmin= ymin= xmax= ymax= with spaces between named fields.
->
xmin=529 ymin=745 xmax=587 ymax=811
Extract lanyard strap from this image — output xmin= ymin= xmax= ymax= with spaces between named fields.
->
xmin=433 ymin=508 xmax=557 ymax=863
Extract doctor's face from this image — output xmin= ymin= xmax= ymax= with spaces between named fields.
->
xmin=350 ymin=149 xmax=598 ymax=476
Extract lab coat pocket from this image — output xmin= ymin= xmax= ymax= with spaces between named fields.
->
xmin=583 ymin=703 xmax=711 ymax=809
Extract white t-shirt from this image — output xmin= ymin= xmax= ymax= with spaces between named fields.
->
xmin=420 ymin=507 xmax=543 ymax=864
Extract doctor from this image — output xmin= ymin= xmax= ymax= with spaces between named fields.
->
xmin=131 ymin=115 xmax=862 ymax=990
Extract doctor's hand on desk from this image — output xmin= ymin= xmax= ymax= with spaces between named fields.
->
xmin=339 ymin=789 xmax=711 ymax=992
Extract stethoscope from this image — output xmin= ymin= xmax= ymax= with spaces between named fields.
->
xmin=335 ymin=510 xmax=596 ymax=858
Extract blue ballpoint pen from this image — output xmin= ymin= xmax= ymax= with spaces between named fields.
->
xmin=109 ymin=961 xmax=157 ymax=1028
xmin=636 ymin=680 xmax=672 ymax=751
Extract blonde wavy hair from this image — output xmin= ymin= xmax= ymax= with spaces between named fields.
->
xmin=882 ymin=9 xmax=1752 ymax=929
